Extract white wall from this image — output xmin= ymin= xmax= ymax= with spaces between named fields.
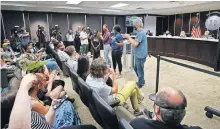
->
xmin=144 ymin=16 xmax=157 ymax=36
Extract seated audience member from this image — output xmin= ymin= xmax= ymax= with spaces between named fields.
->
xmin=130 ymin=87 xmax=201 ymax=129
xmin=6 ymin=74 xmax=92 ymax=129
xmin=65 ymin=45 xmax=78 ymax=72
xmin=56 ymin=42 xmax=70 ymax=61
xmin=77 ymin=55 xmax=113 ymax=86
xmin=180 ymin=31 xmax=186 ymax=38
xmin=1 ymin=40 xmax=15 ymax=63
xmin=28 ymin=73 xmax=81 ymax=128
xmin=86 ymin=58 xmax=144 ymax=115
xmin=77 ymin=55 xmax=90 ymax=80
xmin=202 ymin=30 xmax=210 ymax=39
xmin=0 ymin=55 xmax=16 ymax=70
xmin=49 ymin=37 xmax=59 ymax=49
xmin=1 ymin=89 xmax=17 ymax=128
xmin=146 ymin=30 xmax=153 ymax=36
xmin=18 ymin=44 xmax=58 ymax=75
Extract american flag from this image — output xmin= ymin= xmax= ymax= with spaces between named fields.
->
xmin=191 ymin=17 xmax=201 ymax=38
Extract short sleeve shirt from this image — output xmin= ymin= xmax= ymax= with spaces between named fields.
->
xmin=111 ymin=33 xmax=123 ymax=52
xmin=86 ymin=74 xmax=115 ymax=104
xmin=80 ymin=31 xmax=89 ymax=45
xmin=134 ymin=29 xmax=148 ymax=59
xmin=57 ymin=50 xmax=70 ymax=61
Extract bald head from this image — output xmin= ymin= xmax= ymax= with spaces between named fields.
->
xmin=156 ymin=87 xmax=187 ymax=107
xmin=154 ymin=87 xmax=187 ymax=125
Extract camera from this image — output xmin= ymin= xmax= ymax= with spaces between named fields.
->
xmin=11 ymin=26 xmax=22 ymax=37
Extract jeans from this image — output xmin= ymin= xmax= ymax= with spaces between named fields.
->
xmin=45 ymin=59 xmax=57 ymax=70
xmin=112 ymin=50 xmax=122 ymax=73
xmin=134 ymin=57 xmax=146 ymax=86
xmin=104 ymin=44 xmax=111 ymax=67
xmin=116 ymin=81 xmax=143 ymax=111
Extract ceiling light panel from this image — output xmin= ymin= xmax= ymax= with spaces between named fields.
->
xmin=66 ymin=1 xmax=82 ymax=5
xmin=110 ymin=3 xmax=129 ymax=8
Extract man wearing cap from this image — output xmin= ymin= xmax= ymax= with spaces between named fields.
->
xmin=130 ymin=87 xmax=201 ymax=129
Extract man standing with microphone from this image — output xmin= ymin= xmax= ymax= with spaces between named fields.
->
xmin=124 ymin=18 xmax=147 ymax=88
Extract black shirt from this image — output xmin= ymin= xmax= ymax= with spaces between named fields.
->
xmin=90 ymin=35 xmax=101 ymax=51
xmin=130 ymin=118 xmax=202 ymax=129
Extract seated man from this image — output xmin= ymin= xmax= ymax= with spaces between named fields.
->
xmin=180 ymin=31 xmax=186 ymax=38
xmin=56 ymin=42 xmax=70 ymax=62
xmin=130 ymin=87 xmax=201 ymax=129
xmin=86 ymin=57 xmax=144 ymax=116
xmin=65 ymin=45 xmax=78 ymax=72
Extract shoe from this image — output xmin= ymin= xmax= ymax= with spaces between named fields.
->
xmin=134 ymin=111 xmax=143 ymax=116
xmin=143 ymin=108 xmax=153 ymax=119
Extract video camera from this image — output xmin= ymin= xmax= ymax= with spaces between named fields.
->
xmin=11 ymin=26 xmax=22 ymax=37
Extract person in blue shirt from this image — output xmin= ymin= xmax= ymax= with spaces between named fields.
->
xmin=111 ymin=25 xmax=124 ymax=76
xmin=125 ymin=18 xmax=147 ymax=88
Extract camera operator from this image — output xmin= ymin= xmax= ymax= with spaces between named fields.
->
xmin=51 ymin=25 xmax=62 ymax=42
xmin=10 ymin=26 xmax=22 ymax=52
xmin=36 ymin=25 xmax=46 ymax=48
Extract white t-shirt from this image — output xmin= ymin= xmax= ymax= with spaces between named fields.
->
xmin=80 ymin=31 xmax=89 ymax=45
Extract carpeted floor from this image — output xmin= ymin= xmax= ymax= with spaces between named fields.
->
xmin=64 ymin=51 xmax=220 ymax=129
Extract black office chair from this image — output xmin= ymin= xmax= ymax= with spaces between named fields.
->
xmin=69 ymin=68 xmax=81 ymax=94
xmin=62 ymin=61 xmax=70 ymax=77
xmin=1 ymin=69 xmax=9 ymax=89
xmin=92 ymin=91 xmax=119 ymax=129
xmin=78 ymin=78 xmax=103 ymax=127
xmin=118 ymin=118 xmax=134 ymax=129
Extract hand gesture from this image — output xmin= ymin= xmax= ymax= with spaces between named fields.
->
xmin=20 ymin=74 xmax=37 ymax=90
xmin=49 ymin=70 xmax=56 ymax=82
xmin=124 ymin=34 xmax=131 ymax=39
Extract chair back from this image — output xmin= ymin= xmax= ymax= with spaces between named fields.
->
xmin=62 ymin=61 xmax=69 ymax=77
xmin=1 ymin=69 xmax=9 ymax=88
xmin=92 ymin=91 xmax=119 ymax=129
xmin=69 ymin=68 xmax=80 ymax=94
xmin=78 ymin=78 xmax=103 ymax=126
xmin=119 ymin=118 xmax=133 ymax=129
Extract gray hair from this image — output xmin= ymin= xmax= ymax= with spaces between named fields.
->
xmin=90 ymin=57 xmax=107 ymax=78
xmin=155 ymin=90 xmax=187 ymax=125
xmin=133 ymin=18 xmax=143 ymax=28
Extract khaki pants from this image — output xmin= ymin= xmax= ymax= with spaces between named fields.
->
xmin=116 ymin=81 xmax=143 ymax=111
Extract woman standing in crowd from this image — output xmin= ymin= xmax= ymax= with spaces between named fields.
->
xmin=111 ymin=25 xmax=124 ymax=77
xmin=90 ymin=30 xmax=102 ymax=60
xmin=100 ymin=24 xmax=112 ymax=68
xmin=66 ymin=30 xmax=75 ymax=47
xmin=80 ymin=25 xmax=89 ymax=55
xmin=74 ymin=26 xmax=82 ymax=53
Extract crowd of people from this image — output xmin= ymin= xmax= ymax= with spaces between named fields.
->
xmin=1 ymin=17 xmax=201 ymax=129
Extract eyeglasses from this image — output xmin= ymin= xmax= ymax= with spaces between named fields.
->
xmin=154 ymin=102 xmax=185 ymax=110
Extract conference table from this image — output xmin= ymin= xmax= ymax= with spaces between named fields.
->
xmin=147 ymin=36 xmax=219 ymax=67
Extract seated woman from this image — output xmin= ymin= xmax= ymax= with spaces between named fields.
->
xmin=2 ymin=78 xmax=94 ymax=129
xmin=65 ymin=45 xmax=79 ymax=72
xmin=77 ymin=55 xmax=112 ymax=86
xmin=86 ymin=57 xmax=144 ymax=116
xmin=28 ymin=73 xmax=81 ymax=129
xmin=180 ymin=31 xmax=186 ymax=38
